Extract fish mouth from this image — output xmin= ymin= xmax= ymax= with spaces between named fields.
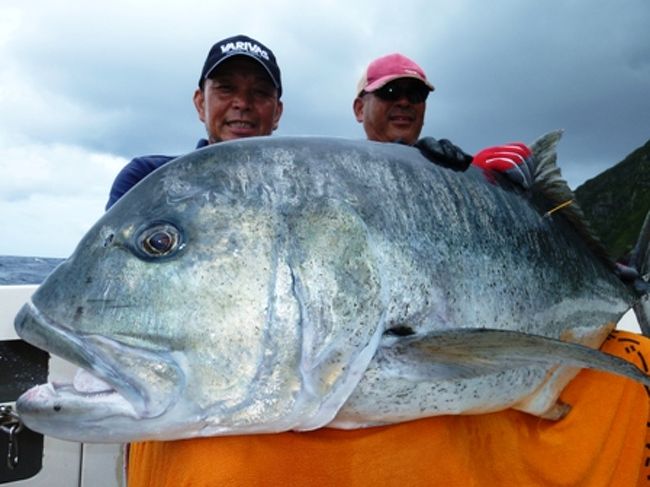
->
xmin=14 ymin=301 xmax=183 ymax=429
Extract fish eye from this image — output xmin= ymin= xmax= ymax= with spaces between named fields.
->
xmin=136 ymin=222 xmax=184 ymax=259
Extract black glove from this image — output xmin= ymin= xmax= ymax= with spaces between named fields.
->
xmin=415 ymin=137 xmax=473 ymax=172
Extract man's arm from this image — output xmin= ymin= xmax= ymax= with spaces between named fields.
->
xmin=414 ymin=137 xmax=473 ymax=172
xmin=416 ymin=137 xmax=535 ymax=190
xmin=106 ymin=155 xmax=176 ymax=209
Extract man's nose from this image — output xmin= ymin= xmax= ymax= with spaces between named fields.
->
xmin=232 ymin=89 xmax=253 ymax=109
xmin=394 ymin=94 xmax=412 ymax=106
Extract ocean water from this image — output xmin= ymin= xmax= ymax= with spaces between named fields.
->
xmin=0 ymin=256 xmax=64 ymax=285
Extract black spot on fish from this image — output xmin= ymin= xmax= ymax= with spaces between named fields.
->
xmin=74 ymin=306 xmax=84 ymax=322
xmin=102 ymin=233 xmax=114 ymax=248
xmin=384 ymin=325 xmax=416 ymax=337
xmin=53 ymin=405 xmax=61 ymax=412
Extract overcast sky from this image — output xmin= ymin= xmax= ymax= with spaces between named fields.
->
xmin=1 ymin=0 xmax=649 ymax=258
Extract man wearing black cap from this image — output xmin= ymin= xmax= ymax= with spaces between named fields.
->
xmin=106 ymin=34 xmax=283 ymax=209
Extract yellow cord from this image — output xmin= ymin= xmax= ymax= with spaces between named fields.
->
xmin=544 ymin=199 xmax=574 ymax=218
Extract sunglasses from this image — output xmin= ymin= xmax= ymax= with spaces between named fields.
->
xmin=368 ymin=83 xmax=430 ymax=104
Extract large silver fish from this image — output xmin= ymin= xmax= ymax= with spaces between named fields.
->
xmin=14 ymin=132 xmax=650 ymax=443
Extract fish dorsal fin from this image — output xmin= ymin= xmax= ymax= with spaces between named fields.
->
xmin=530 ymin=131 xmax=615 ymax=269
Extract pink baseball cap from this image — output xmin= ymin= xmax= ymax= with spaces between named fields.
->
xmin=356 ymin=53 xmax=434 ymax=96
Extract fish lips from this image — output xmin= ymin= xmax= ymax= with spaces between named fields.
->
xmin=14 ymin=301 xmax=183 ymax=430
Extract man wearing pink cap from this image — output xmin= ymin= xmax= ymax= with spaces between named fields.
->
xmin=354 ymin=53 xmax=534 ymax=188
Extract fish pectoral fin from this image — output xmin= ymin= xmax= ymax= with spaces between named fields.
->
xmin=384 ymin=328 xmax=650 ymax=385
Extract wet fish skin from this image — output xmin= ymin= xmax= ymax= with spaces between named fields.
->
xmin=13 ymin=134 xmax=648 ymax=442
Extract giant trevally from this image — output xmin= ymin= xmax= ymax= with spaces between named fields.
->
xmin=14 ymin=132 xmax=650 ymax=443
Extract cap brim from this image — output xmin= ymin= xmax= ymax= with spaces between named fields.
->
xmin=203 ymin=51 xmax=280 ymax=90
xmin=363 ymin=74 xmax=434 ymax=95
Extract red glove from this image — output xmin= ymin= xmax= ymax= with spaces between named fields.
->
xmin=472 ymin=143 xmax=533 ymax=189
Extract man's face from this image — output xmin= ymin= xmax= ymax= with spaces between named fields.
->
xmin=194 ymin=57 xmax=283 ymax=143
xmin=353 ymin=79 xmax=428 ymax=145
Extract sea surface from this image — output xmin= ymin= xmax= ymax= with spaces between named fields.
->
xmin=0 ymin=255 xmax=64 ymax=285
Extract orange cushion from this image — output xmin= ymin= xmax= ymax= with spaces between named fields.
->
xmin=128 ymin=330 xmax=650 ymax=486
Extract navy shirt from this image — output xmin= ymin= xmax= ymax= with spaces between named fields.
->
xmin=106 ymin=139 xmax=209 ymax=209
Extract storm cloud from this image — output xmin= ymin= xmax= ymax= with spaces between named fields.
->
xmin=1 ymin=0 xmax=649 ymax=256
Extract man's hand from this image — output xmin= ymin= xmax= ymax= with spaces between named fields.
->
xmin=472 ymin=143 xmax=534 ymax=189
xmin=415 ymin=137 xmax=473 ymax=172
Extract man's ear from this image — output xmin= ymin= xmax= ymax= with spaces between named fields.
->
xmin=353 ymin=97 xmax=364 ymax=123
xmin=193 ymin=88 xmax=206 ymax=123
xmin=272 ymin=100 xmax=284 ymax=131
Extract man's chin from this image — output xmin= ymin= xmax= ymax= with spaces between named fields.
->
xmin=220 ymin=127 xmax=261 ymax=140
xmin=386 ymin=125 xmax=419 ymax=145
xmin=388 ymin=132 xmax=418 ymax=145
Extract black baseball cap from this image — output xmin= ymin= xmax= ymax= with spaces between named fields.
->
xmin=199 ymin=34 xmax=282 ymax=98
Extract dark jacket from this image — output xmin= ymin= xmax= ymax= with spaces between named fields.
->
xmin=106 ymin=139 xmax=209 ymax=209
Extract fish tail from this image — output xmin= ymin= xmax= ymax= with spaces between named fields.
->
xmin=631 ymin=211 xmax=650 ymax=335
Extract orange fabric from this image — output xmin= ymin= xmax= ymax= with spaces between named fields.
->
xmin=127 ymin=331 xmax=650 ymax=487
